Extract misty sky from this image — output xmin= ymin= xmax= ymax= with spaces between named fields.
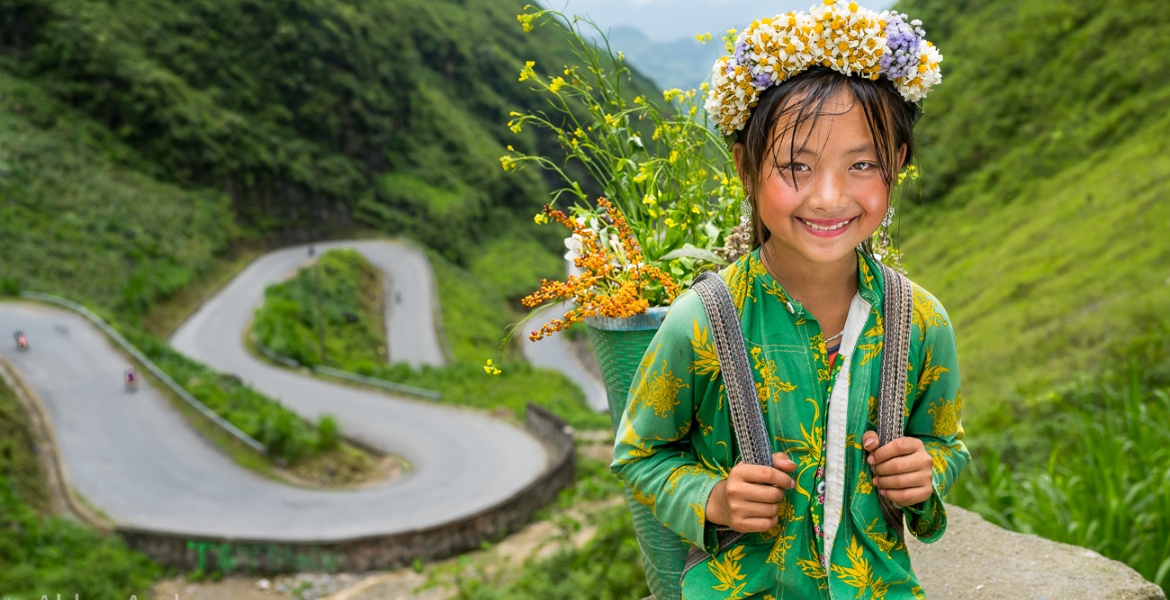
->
xmin=553 ymin=0 xmax=896 ymax=42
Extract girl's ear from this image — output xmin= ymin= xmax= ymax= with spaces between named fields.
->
xmin=896 ymin=143 xmax=908 ymax=172
xmin=732 ymin=142 xmax=750 ymax=196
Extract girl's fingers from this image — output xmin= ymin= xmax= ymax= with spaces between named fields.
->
xmin=772 ymin=452 xmax=798 ymax=472
xmin=730 ymin=499 xmax=786 ymax=519
xmin=867 ymin=436 xmax=925 ymax=465
xmin=732 ymin=516 xmax=779 ymax=533
xmin=872 ymin=471 xmax=929 ymax=490
xmin=870 ymin=453 xmax=929 ymax=477
xmin=733 ymin=464 xmax=796 ymax=489
xmin=729 ymin=480 xmax=785 ymax=504
xmin=883 ymin=486 xmax=932 ymax=507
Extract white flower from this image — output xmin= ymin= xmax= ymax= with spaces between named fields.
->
xmin=563 ymin=233 xmax=585 ymax=262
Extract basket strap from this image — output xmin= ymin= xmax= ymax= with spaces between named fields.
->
xmin=678 ymin=272 xmax=774 ymax=581
xmin=692 ymin=272 xmax=773 ymax=467
xmin=876 ymin=262 xmax=914 ymax=540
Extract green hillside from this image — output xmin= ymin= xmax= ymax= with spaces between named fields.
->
xmin=0 ymin=0 xmax=615 ymax=272
xmin=0 ymin=69 xmax=235 ymax=313
xmin=895 ymin=0 xmax=1170 ymax=440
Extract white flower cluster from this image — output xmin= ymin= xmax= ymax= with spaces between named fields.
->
xmin=704 ymin=0 xmax=943 ymax=136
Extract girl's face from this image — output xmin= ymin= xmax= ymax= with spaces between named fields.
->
xmin=738 ymin=89 xmax=900 ymax=272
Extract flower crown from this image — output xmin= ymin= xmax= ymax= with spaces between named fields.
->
xmin=704 ymin=0 xmax=943 ymax=136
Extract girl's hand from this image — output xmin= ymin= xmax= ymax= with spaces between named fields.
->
xmin=705 ymin=452 xmax=797 ymax=533
xmin=862 ymin=431 xmax=934 ymax=507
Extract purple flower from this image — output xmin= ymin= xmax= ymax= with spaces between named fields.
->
xmin=752 ymin=71 xmax=774 ymax=89
xmin=734 ymin=40 xmax=750 ymax=65
xmin=881 ymin=11 xmax=924 ymax=80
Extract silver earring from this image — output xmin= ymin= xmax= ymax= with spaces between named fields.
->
xmin=872 ymin=205 xmax=896 ymax=263
xmin=740 ymin=195 xmax=752 ymax=226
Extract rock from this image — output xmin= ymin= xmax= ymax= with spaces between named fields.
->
xmin=256 ymin=578 xmax=271 ymax=591
xmin=910 ymin=505 xmax=1165 ymax=600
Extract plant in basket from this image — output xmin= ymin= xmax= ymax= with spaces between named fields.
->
xmin=503 ymin=12 xmax=752 ymax=599
xmin=505 ymin=8 xmax=750 ymax=343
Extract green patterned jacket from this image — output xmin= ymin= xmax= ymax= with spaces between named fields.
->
xmin=612 ymin=249 xmax=969 ymax=599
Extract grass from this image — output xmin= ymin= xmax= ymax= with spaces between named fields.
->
xmin=140 ymin=240 xmax=267 ymax=338
xmin=0 ymin=70 xmax=236 ymax=323
xmin=900 ymin=112 xmax=1170 ymax=450
xmin=423 ymin=453 xmax=648 ymax=600
xmin=0 ymin=373 xmax=161 ymax=598
xmin=425 ymin=239 xmax=562 ymax=363
xmin=886 ymin=0 xmax=1170 ymax=444
xmin=948 ymin=325 xmax=1170 ymax=593
xmin=252 ymin=247 xmax=609 ymax=431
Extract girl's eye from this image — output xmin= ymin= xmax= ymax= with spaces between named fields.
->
xmin=781 ymin=162 xmax=810 ymax=173
xmin=852 ymin=162 xmax=877 ymax=171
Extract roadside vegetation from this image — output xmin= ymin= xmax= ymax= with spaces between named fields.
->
xmin=948 ymin=327 xmax=1170 ymax=590
xmin=130 ymin=331 xmax=335 ymax=463
xmin=0 ymin=375 xmax=160 ymax=597
xmin=420 ymin=454 xmax=648 ymax=600
xmin=252 ymin=248 xmax=608 ymax=431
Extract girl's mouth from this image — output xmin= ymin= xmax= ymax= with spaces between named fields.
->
xmin=798 ymin=216 xmax=855 ymax=236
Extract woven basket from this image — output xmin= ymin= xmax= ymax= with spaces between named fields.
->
xmin=586 ymin=307 xmax=684 ymax=600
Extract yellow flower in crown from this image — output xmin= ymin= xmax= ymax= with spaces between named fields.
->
xmin=704 ymin=0 xmax=944 ymax=136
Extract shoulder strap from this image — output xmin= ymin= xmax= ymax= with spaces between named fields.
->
xmin=876 ymin=262 xmax=914 ymax=540
xmin=683 ymin=266 xmax=912 ymax=570
xmin=677 ymin=272 xmax=770 ymax=579
xmin=691 ymin=272 xmax=772 ymax=467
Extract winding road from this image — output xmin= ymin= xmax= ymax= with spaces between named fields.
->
xmin=0 ymin=240 xmax=557 ymax=541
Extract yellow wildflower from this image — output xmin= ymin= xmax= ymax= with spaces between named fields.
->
xmin=518 ymin=60 xmax=536 ymax=82
xmin=516 ymin=13 xmax=535 ymax=32
xmin=534 ymin=212 xmax=548 ymax=225
xmin=483 ymin=359 xmax=502 ymax=375
xmin=549 ymin=76 xmax=565 ymax=93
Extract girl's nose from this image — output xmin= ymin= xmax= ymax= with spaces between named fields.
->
xmin=808 ymin=170 xmax=849 ymax=212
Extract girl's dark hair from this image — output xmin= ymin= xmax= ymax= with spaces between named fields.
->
xmin=734 ymin=67 xmax=918 ymax=249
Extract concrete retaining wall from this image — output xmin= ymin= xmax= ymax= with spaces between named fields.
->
xmin=118 ymin=402 xmax=575 ymax=573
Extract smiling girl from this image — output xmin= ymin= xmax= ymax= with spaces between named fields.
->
xmin=612 ymin=4 xmax=969 ymax=598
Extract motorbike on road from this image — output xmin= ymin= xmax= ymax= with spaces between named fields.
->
xmin=14 ymin=330 xmax=28 ymax=351
xmin=124 ymin=369 xmax=138 ymax=392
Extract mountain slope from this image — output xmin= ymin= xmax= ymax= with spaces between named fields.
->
xmin=894 ymin=0 xmax=1170 ymax=431
xmin=0 ymin=0 xmax=633 ymax=265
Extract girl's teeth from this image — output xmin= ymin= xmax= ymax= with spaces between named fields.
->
xmin=802 ymin=218 xmax=851 ymax=231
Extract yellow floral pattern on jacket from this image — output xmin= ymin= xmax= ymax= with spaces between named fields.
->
xmin=612 ymin=250 xmax=969 ymax=598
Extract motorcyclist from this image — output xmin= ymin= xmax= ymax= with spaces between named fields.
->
xmin=14 ymin=330 xmax=27 ymax=350
xmin=124 ymin=368 xmax=137 ymax=389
